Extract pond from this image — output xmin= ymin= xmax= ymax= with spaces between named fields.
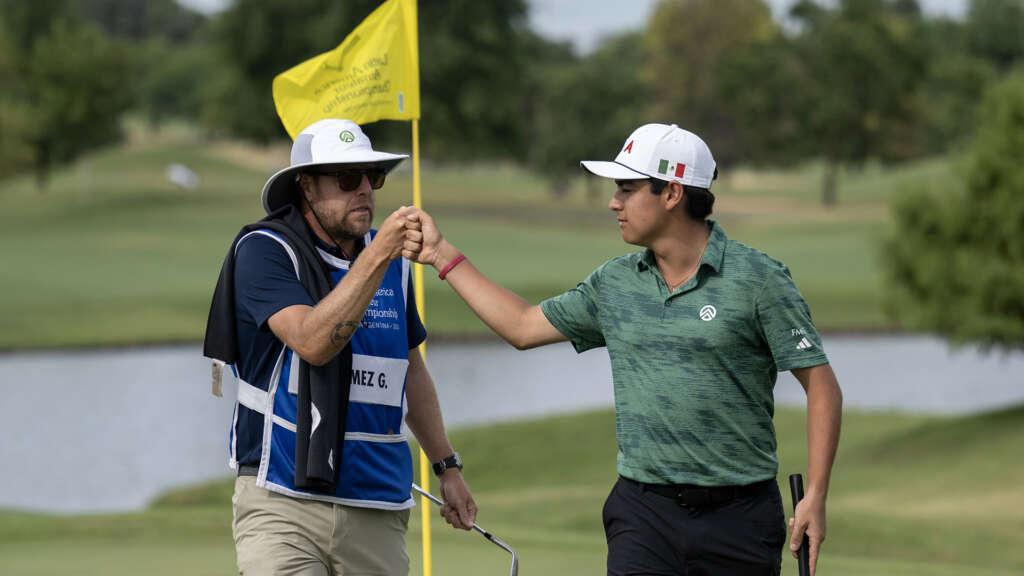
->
xmin=1 ymin=334 xmax=1020 ymax=513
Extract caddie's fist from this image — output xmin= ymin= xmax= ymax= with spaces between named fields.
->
xmin=376 ymin=206 xmax=416 ymax=260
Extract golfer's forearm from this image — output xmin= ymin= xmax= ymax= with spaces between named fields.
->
xmin=804 ymin=367 xmax=842 ymax=499
xmin=433 ymin=242 xmax=554 ymax=350
xmin=292 ymin=246 xmax=391 ymax=365
xmin=405 ymin=349 xmax=454 ymax=461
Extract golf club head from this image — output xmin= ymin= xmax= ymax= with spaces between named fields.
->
xmin=478 ymin=530 xmax=518 ymax=576
xmin=412 ymin=483 xmax=519 ymax=576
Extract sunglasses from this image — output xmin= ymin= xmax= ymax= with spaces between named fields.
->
xmin=318 ymin=168 xmax=387 ymax=192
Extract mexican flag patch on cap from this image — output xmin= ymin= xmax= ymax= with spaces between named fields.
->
xmin=658 ymin=159 xmax=686 ymax=178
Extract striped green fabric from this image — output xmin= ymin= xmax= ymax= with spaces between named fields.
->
xmin=541 ymin=221 xmax=828 ymax=486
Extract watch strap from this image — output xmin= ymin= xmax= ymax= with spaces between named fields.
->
xmin=432 ymin=452 xmax=462 ymax=476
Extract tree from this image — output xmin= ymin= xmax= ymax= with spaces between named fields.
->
xmin=75 ymin=0 xmax=207 ymax=44
xmin=0 ymin=12 xmax=34 ymax=179
xmin=882 ymin=71 xmax=1024 ymax=349
xmin=0 ymin=0 xmax=72 ymax=63
xmin=526 ymin=32 xmax=650 ymax=197
xmin=918 ymin=17 xmax=997 ymax=154
xmin=23 ymin=19 xmax=133 ymax=188
xmin=0 ymin=1 xmax=132 ymax=187
xmin=645 ymin=0 xmax=777 ymax=169
xmin=716 ymin=34 xmax=816 ymax=167
xmin=788 ymin=0 xmax=930 ymax=205
xmin=135 ymin=37 xmax=219 ymax=126
xmin=966 ymin=0 xmax=1024 ymax=70
xmin=413 ymin=0 xmax=535 ymax=161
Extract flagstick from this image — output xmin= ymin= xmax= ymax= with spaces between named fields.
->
xmin=412 ymin=118 xmax=433 ymax=576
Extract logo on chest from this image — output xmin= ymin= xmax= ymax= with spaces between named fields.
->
xmin=699 ymin=305 xmax=717 ymax=322
xmin=361 ymin=287 xmax=401 ymax=331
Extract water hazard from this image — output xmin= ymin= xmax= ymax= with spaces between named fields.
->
xmin=1 ymin=335 xmax=1021 ymax=513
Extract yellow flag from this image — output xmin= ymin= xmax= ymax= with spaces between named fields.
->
xmin=272 ymin=0 xmax=419 ymax=139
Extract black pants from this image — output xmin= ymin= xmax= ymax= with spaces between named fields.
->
xmin=603 ymin=476 xmax=785 ymax=576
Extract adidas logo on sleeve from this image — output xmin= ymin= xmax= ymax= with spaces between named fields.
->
xmin=796 ymin=337 xmax=814 ymax=350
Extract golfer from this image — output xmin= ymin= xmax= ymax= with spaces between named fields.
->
xmin=204 ymin=118 xmax=475 ymax=575
xmin=404 ymin=123 xmax=842 ymax=575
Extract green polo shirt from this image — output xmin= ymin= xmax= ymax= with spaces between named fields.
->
xmin=540 ymin=220 xmax=828 ymax=486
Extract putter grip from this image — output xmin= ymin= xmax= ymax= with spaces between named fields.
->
xmin=789 ymin=474 xmax=811 ymax=576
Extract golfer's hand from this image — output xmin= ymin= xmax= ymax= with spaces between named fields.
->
xmin=403 ymin=209 xmax=451 ymax=267
xmin=438 ymin=470 xmax=477 ymax=530
xmin=376 ymin=206 xmax=417 ymax=260
xmin=789 ymin=492 xmax=826 ymax=576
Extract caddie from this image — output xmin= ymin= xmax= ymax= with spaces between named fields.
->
xmin=204 ymin=118 xmax=475 ymax=576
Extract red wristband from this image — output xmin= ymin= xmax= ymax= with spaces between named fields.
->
xmin=438 ymin=253 xmax=467 ymax=280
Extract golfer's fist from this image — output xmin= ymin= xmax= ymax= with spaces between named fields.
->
xmin=402 ymin=209 xmax=447 ymax=266
xmin=438 ymin=469 xmax=477 ymax=531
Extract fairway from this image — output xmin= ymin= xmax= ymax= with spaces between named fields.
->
xmin=2 ymin=406 xmax=1022 ymax=575
xmin=0 ymin=128 xmax=958 ymax=349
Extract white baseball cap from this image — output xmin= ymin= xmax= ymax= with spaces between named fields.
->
xmin=261 ymin=118 xmax=409 ymax=213
xmin=581 ymin=123 xmax=717 ymax=189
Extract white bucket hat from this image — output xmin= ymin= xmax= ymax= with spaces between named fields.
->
xmin=261 ymin=119 xmax=409 ymax=213
xmin=581 ymin=123 xmax=717 ymax=189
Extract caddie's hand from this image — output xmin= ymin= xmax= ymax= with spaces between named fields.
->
xmin=789 ymin=491 xmax=827 ymax=576
xmin=438 ymin=469 xmax=477 ymax=531
xmin=403 ymin=209 xmax=449 ymax=267
xmin=375 ymin=206 xmax=417 ymax=260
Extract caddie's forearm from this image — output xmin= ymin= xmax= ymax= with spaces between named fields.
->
xmin=404 ymin=349 xmax=455 ymax=462
xmin=298 ymin=243 xmax=391 ymax=364
xmin=433 ymin=242 xmax=536 ymax=348
xmin=805 ymin=367 xmax=842 ymax=499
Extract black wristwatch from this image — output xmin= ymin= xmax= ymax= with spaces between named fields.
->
xmin=432 ymin=452 xmax=463 ymax=476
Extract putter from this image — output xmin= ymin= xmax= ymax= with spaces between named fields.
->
xmin=788 ymin=474 xmax=811 ymax=576
xmin=412 ymin=483 xmax=519 ymax=576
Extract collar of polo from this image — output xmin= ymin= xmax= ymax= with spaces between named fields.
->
xmin=637 ymin=220 xmax=726 ymax=274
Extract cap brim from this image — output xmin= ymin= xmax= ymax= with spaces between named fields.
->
xmin=261 ymin=152 xmax=408 ymax=214
xmin=580 ymin=160 xmax=650 ymax=180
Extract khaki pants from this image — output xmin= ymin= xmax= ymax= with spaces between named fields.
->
xmin=233 ymin=476 xmax=410 ymax=576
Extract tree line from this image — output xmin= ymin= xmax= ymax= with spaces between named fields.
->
xmin=1 ymin=0 xmax=1021 ymax=194
xmin=1 ymin=0 xmax=1021 ymax=346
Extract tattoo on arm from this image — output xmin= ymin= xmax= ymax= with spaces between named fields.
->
xmin=330 ymin=321 xmax=359 ymax=347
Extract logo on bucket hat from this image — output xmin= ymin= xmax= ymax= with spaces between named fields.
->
xmin=581 ymin=123 xmax=716 ymax=189
xmin=339 ymin=130 xmax=355 ymax=143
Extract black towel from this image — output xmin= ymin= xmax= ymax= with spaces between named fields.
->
xmin=203 ymin=205 xmax=351 ymax=494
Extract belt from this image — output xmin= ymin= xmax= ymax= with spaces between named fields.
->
xmin=623 ymin=476 xmax=773 ymax=508
xmin=238 ymin=464 xmax=259 ymax=477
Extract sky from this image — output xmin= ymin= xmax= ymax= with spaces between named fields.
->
xmin=528 ymin=0 xmax=968 ymax=52
xmin=178 ymin=0 xmax=969 ymax=53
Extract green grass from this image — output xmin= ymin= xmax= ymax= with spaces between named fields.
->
xmin=2 ymin=406 xmax=1022 ymax=575
xmin=0 ymin=129 xmax=960 ymax=349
